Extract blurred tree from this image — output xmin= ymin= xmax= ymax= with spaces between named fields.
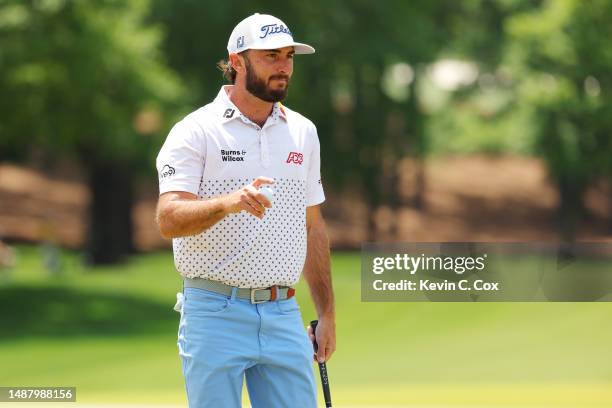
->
xmin=423 ymin=0 xmax=612 ymax=240
xmin=504 ymin=0 xmax=612 ymax=239
xmin=153 ymin=0 xmax=612 ymax=243
xmin=151 ymin=0 xmax=456 ymax=240
xmin=5 ymin=0 xmax=608 ymax=251
xmin=0 ymin=0 xmax=183 ymax=264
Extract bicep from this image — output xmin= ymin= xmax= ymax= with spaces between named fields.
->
xmin=156 ymin=119 xmax=205 ymax=195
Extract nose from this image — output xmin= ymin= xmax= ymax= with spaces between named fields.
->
xmin=277 ymin=56 xmax=293 ymax=75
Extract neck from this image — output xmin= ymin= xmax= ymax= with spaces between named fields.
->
xmin=227 ymin=84 xmax=273 ymax=127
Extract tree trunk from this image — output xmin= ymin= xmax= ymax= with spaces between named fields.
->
xmin=609 ymin=179 xmax=612 ymax=234
xmin=85 ymin=159 xmax=135 ymax=265
xmin=413 ymin=157 xmax=426 ymax=211
xmin=557 ymin=176 xmax=583 ymax=243
xmin=407 ymin=79 xmax=426 ymax=211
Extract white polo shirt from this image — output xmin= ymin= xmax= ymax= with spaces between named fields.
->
xmin=156 ymin=85 xmax=325 ymax=288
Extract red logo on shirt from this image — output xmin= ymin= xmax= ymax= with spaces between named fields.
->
xmin=286 ymin=152 xmax=304 ymax=165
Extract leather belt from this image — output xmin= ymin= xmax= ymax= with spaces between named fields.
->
xmin=184 ymin=277 xmax=296 ymax=304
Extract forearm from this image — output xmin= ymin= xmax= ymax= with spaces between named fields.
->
xmin=303 ymin=220 xmax=335 ymax=319
xmin=157 ymin=196 xmax=228 ymax=238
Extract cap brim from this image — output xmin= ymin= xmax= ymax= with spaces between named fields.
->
xmin=244 ymin=40 xmax=315 ymax=55
xmin=292 ymin=42 xmax=315 ymax=54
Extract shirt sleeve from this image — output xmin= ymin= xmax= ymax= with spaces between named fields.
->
xmin=306 ymin=124 xmax=325 ymax=206
xmin=156 ymin=118 xmax=206 ymax=195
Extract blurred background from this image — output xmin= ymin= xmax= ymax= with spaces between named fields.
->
xmin=1 ymin=0 xmax=611 ymax=407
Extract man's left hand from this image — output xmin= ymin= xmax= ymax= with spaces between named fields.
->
xmin=307 ymin=317 xmax=336 ymax=363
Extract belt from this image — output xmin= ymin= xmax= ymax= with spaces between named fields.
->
xmin=184 ymin=277 xmax=296 ymax=304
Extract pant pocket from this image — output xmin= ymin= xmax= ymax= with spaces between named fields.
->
xmin=183 ymin=287 xmax=233 ymax=314
xmin=276 ymin=297 xmax=300 ymax=314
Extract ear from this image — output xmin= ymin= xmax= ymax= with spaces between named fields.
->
xmin=229 ymin=52 xmax=246 ymax=74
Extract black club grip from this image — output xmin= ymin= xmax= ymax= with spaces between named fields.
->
xmin=310 ymin=319 xmax=332 ymax=407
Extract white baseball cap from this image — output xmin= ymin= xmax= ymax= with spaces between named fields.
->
xmin=227 ymin=13 xmax=315 ymax=55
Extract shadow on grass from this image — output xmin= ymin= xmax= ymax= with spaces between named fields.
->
xmin=0 ymin=286 xmax=177 ymax=340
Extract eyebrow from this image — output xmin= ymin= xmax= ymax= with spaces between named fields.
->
xmin=263 ymin=49 xmax=296 ymax=55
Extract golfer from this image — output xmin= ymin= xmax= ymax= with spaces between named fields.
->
xmin=155 ymin=13 xmax=336 ymax=408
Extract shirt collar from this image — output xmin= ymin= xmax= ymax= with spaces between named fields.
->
xmin=215 ymin=85 xmax=288 ymax=126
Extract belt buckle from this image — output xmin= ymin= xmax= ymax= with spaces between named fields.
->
xmin=250 ymin=287 xmax=269 ymax=304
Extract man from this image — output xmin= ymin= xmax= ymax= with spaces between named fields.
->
xmin=155 ymin=13 xmax=335 ymax=408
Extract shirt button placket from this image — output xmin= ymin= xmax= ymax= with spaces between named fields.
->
xmin=260 ymin=128 xmax=270 ymax=168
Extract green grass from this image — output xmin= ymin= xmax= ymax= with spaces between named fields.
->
xmin=1 ymin=246 xmax=612 ymax=407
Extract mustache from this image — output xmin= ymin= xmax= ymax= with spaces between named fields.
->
xmin=269 ymin=74 xmax=290 ymax=82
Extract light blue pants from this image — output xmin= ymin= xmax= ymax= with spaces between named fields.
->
xmin=177 ymin=286 xmax=318 ymax=408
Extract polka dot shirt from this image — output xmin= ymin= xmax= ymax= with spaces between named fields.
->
xmin=156 ymin=85 xmax=325 ymax=288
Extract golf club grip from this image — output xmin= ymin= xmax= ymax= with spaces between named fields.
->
xmin=310 ymin=320 xmax=332 ymax=407
xmin=310 ymin=320 xmax=319 ymax=351
xmin=318 ymin=361 xmax=332 ymax=407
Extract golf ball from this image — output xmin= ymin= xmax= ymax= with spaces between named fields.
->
xmin=260 ymin=185 xmax=274 ymax=203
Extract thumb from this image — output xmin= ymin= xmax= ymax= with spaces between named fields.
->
xmin=307 ymin=325 xmax=315 ymax=342
xmin=252 ymin=176 xmax=275 ymax=188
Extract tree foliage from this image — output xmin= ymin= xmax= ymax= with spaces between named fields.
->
xmin=0 ymin=0 xmax=183 ymax=164
xmin=2 ymin=0 xmax=611 ymax=254
xmin=0 ymin=0 xmax=184 ymax=263
xmin=502 ymin=0 xmax=612 ymax=237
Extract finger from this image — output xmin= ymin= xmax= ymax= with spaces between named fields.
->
xmin=256 ymin=192 xmax=272 ymax=208
xmin=252 ymin=176 xmax=275 ymax=188
xmin=239 ymin=197 xmax=264 ymax=219
xmin=316 ymin=337 xmax=327 ymax=363
xmin=243 ymin=191 xmax=265 ymax=210
xmin=247 ymin=189 xmax=272 ymax=209
xmin=239 ymin=202 xmax=262 ymax=219
xmin=306 ymin=327 xmax=315 ymax=344
xmin=241 ymin=193 xmax=263 ymax=213
xmin=325 ymin=344 xmax=335 ymax=361
xmin=317 ymin=347 xmax=326 ymax=363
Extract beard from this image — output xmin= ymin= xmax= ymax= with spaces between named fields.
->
xmin=244 ymin=56 xmax=290 ymax=102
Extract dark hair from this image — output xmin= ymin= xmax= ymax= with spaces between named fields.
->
xmin=217 ymin=51 xmax=251 ymax=84
xmin=217 ymin=59 xmax=236 ymax=84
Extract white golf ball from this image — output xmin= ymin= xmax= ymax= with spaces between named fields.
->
xmin=260 ymin=185 xmax=274 ymax=203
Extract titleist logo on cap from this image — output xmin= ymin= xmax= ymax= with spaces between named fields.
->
xmin=259 ymin=24 xmax=293 ymax=39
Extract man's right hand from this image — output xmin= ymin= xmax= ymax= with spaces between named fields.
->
xmin=223 ymin=177 xmax=275 ymax=219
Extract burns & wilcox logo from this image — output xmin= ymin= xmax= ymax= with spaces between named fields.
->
xmin=221 ymin=149 xmax=246 ymax=162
